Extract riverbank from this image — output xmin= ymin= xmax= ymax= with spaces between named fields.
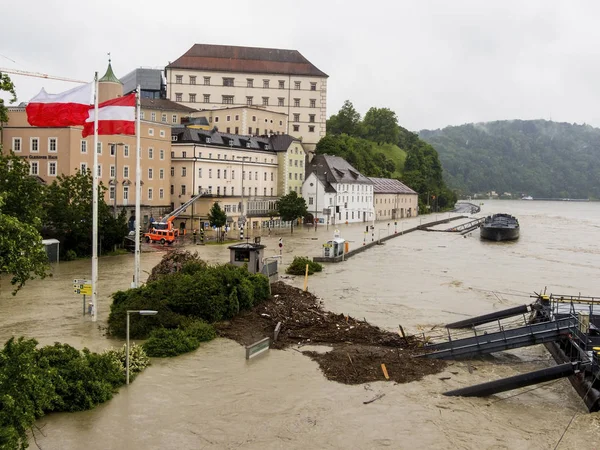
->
xmin=217 ymin=282 xmax=446 ymax=384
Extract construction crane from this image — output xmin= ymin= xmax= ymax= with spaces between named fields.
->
xmin=0 ymin=67 xmax=87 ymax=84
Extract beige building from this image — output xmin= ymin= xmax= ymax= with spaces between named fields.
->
xmin=188 ymin=106 xmax=288 ymax=136
xmin=271 ymin=135 xmax=306 ymax=196
xmin=369 ymin=177 xmax=419 ymax=220
xmin=1 ymin=63 xmax=186 ymax=230
xmin=169 ymin=128 xmax=305 ymax=232
xmin=165 ymin=44 xmax=328 ymax=150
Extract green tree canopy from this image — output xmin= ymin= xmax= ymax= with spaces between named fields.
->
xmin=326 ymin=100 xmax=362 ymax=136
xmin=207 ymin=202 xmax=227 ymax=241
xmin=362 ymin=107 xmax=400 ymax=145
xmin=0 ymin=72 xmax=17 ymax=124
xmin=277 ymin=191 xmax=307 ymax=234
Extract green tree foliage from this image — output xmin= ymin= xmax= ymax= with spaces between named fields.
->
xmin=420 ymin=120 xmax=600 ymax=199
xmin=43 ymin=169 xmax=128 ymax=257
xmin=276 ymin=191 xmax=308 ymax=234
xmin=207 ymin=202 xmax=227 ymax=242
xmin=0 ymin=72 xmax=17 ymax=125
xmin=107 ymin=256 xmax=271 ymax=339
xmin=143 ymin=321 xmax=216 ymax=357
xmin=362 ymin=107 xmax=400 ymax=145
xmin=0 ymin=194 xmax=50 ymax=294
xmin=322 ymin=101 xmax=456 ymax=211
xmin=326 ymin=100 xmax=362 ymax=136
xmin=0 ymin=337 xmax=144 ymax=449
xmin=286 ymin=256 xmax=323 ymax=275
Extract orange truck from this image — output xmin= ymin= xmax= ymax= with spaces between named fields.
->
xmin=144 ymin=193 xmax=205 ymax=245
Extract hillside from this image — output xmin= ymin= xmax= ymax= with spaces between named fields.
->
xmin=419 ymin=120 xmax=600 ymax=199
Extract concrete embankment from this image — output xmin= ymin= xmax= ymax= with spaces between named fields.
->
xmin=313 ymin=215 xmax=467 ymax=263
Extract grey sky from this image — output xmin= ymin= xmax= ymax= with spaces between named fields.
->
xmin=2 ymin=0 xmax=600 ymax=131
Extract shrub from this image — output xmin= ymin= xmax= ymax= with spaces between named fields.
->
xmin=64 ymin=249 xmax=77 ymax=261
xmin=249 ymin=274 xmax=270 ymax=303
xmin=102 ymin=343 xmax=150 ymax=382
xmin=143 ymin=328 xmax=200 ymax=357
xmin=286 ymin=256 xmax=323 ymax=275
xmin=146 ymin=250 xmax=207 ymax=282
xmin=184 ymin=320 xmax=217 ymax=342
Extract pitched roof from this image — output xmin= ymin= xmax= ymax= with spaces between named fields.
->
xmin=308 ymin=155 xmax=373 ymax=187
xmin=269 ymin=134 xmax=301 ymax=151
xmin=171 ymin=127 xmax=295 ymax=152
xmin=368 ymin=177 xmax=417 ymax=195
xmin=167 ymin=44 xmax=328 ymax=77
xmin=141 ymin=98 xmax=197 ymax=113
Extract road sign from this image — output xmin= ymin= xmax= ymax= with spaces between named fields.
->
xmin=245 ymin=337 xmax=270 ymax=359
xmin=238 ymin=215 xmax=247 ymax=226
xmin=73 ymin=280 xmax=92 ymax=296
xmin=323 ymin=208 xmax=331 ymax=216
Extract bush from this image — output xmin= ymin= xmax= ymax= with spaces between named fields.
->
xmin=286 ymin=256 xmax=323 ymax=275
xmin=142 ymin=328 xmax=200 ymax=357
xmin=146 ymin=250 xmax=207 ymax=282
xmin=63 ymin=249 xmax=77 ymax=261
xmin=249 ymin=274 xmax=270 ymax=303
xmin=102 ymin=343 xmax=150 ymax=382
xmin=184 ymin=320 xmax=217 ymax=342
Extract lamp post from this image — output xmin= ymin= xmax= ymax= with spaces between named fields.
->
xmin=313 ymin=166 xmax=325 ymax=231
xmin=236 ymin=156 xmax=250 ymax=237
xmin=126 ymin=309 xmax=158 ymax=385
xmin=109 ymin=142 xmax=125 ymax=218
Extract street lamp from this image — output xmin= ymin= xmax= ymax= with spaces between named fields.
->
xmin=312 ymin=165 xmax=325 ymax=231
xmin=236 ymin=156 xmax=250 ymax=237
xmin=109 ymin=142 xmax=125 ymax=218
xmin=126 ymin=309 xmax=158 ymax=385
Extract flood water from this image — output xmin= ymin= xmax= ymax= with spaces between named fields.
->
xmin=2 ymin=200 xmax=600 ymax=449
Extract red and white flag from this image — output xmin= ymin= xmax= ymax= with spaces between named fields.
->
xmin=26 ymin=83 xmax=93 ymax=127
xmin=82 ymin=94 xmax=136 ymax=138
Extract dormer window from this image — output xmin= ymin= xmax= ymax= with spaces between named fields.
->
xmin=171 ymin=136 xmax=178 ymax=142
xmin=206 ymin=137 xmax=211 ymax=144
xmin=264 ymin=144 xmax=269 ymax=150
xmin=246 ymin=141 xmax=251 ymax=148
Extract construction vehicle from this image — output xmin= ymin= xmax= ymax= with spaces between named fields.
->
xmin=144 ymin=193 xmax=205 ymax=245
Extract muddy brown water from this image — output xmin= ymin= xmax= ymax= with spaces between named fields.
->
xmin=2 ymin=200 xmax=600 ymax=449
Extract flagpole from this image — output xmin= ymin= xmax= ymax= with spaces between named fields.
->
xmin=92 ymin=72 xmax=99 ymax=322
xmin=134 ymin=85 xmax=141 ymax=287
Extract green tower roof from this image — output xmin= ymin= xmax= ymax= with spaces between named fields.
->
xmin=99 ymin=61 xmax=121 ymax=84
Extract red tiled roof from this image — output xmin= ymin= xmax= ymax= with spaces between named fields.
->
xmin=167 ymin=44 xmax=328 ymax=77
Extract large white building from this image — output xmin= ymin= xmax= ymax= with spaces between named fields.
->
xmin=165 ymin=44 xmax=328 ymax=151
xmin=303 ymin=155 xmax=374 ymax=225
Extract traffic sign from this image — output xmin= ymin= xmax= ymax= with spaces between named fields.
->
xmin=278 ymin=238 xmax=283 ymax=248
xmin=73 ymin=281 xmax=92 ymax=296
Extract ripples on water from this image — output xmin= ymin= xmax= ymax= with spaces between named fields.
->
xmin=1 ymin=200 xmax=599 ymax=448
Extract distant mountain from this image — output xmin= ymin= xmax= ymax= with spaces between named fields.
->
xmin=419 ymin=120 xmax=600 ymax=199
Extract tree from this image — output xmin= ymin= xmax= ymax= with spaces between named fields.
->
xmin=327 ymin=100 xmax=362 ymax=136
xmin=0 ymin=72 xmax=17 ymax=125
xmin=207 ymin=202 xmax=227 ymax=242
xmin=362 ymin=107 xmax=400 ymax=144
xmin=277 ymin=191 xmax=307 ymax=234
xmin=0 ymin=194 xmax=50 ymax=294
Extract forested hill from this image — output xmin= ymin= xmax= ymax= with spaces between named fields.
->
xmin=419 ymin=120 xmax=600 ymax=199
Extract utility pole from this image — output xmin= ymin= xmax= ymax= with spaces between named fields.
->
xmin=237 ymin=155 xmax=249 ymax=238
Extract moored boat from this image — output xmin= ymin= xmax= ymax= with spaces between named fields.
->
xmin=480 ymin=213 xmax=519 ymax=241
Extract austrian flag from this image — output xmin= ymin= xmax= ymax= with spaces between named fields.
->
xmin=82 ymin=94 xmax=136 ymax=138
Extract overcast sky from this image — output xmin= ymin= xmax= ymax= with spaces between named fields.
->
xmin=3 ymin=0 xmax=600 ymax=131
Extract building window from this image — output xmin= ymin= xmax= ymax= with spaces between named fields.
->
xmin=226 ymin=127 xmax=230 ymax=133
xmin=110 ymin=165 xmax=116 ymax=178
xmin=148 ymin=188 xmax=153 ymax=200
xmin=159 ymin=188 xmax=164 ymax=199
xmin=149 ymin=129 xmax=154 ymax=136
xmin=311 ymin=82 xmax=317 ymax=91
xmin=245 ymin=96 xmax=254 ymax=106
xmin=278 ymin=97 xmax=284 ymax=107
xmin=189 ymin=93 xmax=196 ymax=103
xmin=293 ymin=125 xmax=300 ymax=132
xmin=123 ymin=186 xmax=129 ymax=201
xmin=223 ymin=77 xmax=234 ymax=87
xmin=309 ymin=126 xmax=315 ymax=132
xmin=97 ymin=164 xmax=102 ymax=177
xmin=148 ymin=148 xmax=154 ymax=159
xmin=80 ymin=140 xmax=87 ymax=153
xmin=189 ymin=76 xmax=196 ymax=85
xmin=30 ymin=161 xmax=38 ymax=175
xmin=175 ymin=93 xmax=182 ymax=102
xmin=235 ymin=126 xmax=239 ymax=134
xmin=247 ymin=78 xmax=254 ymax=88
xmin=271 ymin=172 xmax=274 ymax=181
xmin=124 ymin=166 xmax=129 ymax=178
xmin=159 ymin=149 xmax=164 ymax=160
xmin=159 ymin=168 xmax=164 ymax=179
xmin=252 ymin=115 xmax=257 ymax=122
xmin=181 ymin=185 xmax=187 ymax=195
xmin=161 ymin=113 xmax=167 ymax=122
xmin=171 ymin=167 xmax=175 ymax=177
xmin=109 ymin=186 xmax=115 ymax=200
xmin=294 ymin=81 xmax=301 ymax=90
xmin=309 ymin=114 xmax=315 ymax=123
xmin=30 ymin=137 xmax=39 ymax=152
xmin=294 ymin=98 xmax=300 ymax=107
xmin=151 ymin=112 xmax=156 ymax=121
xmin=222 ymin=95 xmax=234 ymax=104
xmin=140 ymin=111 xmax=145 ymax=119
xmin=279 ymin=80 xmax=285 ymax=89
xmin=262 ymin=97 xmax=269 ymax=106
xmin=176 ymin=75 xmax=183 ymax=84
xmin=80 ymin=163 xmax=87 ymax=173
xmin=293 ymin=113 xmax=300 ymax=122
xmin=148 ymin=168 xmax=153 ymax=179
xmin=310 ymin=99 xmax=316 ymax=108
xmin=172 ymin=114 xmax=177 ymax=124
xmin=198 ymin=167 xmax=202 ymax=178
xmin=254 ymin=187 xmax=257 ymax=196
xmin=204 ymin=76 xmax=211 ymax=85
xmin=124 ymin=145 xmax=129 ymax=157
xmin=248 ymin=127 xmax=253 ymax=134
xmin=48 ymin=138 xmax=57 ymax=152
xmin=263 ymin=79 xmax=269 ymax=88
xmin=308 ymin=197 xmax=313 ymax=205
xmin=209 ymin=168 xmax=212 ymax=178
xmin=226 ymin=115 xmax=231 ymax=122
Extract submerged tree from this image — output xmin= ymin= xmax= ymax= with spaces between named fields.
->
xmin=277 ymin=191 xmax=307 ymax=234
